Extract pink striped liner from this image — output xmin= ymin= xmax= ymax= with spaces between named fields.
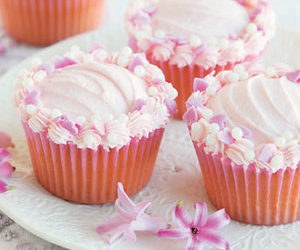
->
xmin=23 ymin=122 xmax=164 ymax=204
xmin=194 ymin=143 xmax=300 ymax=225
xmin=0 ymin=0 xmax=106 ymax=46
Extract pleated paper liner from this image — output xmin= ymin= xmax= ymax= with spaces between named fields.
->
xmin=23 ymin=122 xmax=164 ymax=204
xmin=194 ymin=143 xmax=300 ymax=225
xmin=0 ymin=0 xmax=106 ymax=45
xmin=148 ymin=57 xmax=235 ymax=119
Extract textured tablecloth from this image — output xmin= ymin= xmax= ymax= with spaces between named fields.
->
xmin=0 ymin=0 xmax=299 ymax=249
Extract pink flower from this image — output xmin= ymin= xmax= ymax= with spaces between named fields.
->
xmin=0 ymin=131 xmax=14 ymax=149
xmin=158 ymin=202 xmax=230 ymax=250
xmin=96 ymin=183 xmax=167 ymax=244
xmin=0 ymin=149 xmax=14 ymax=178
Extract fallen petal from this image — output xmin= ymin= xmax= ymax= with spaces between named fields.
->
xmin=193 ymin=202 xmax=208 ymax=227
xmin=0 ymin=162 xmax=14 ymax=178
xmin=173 ymin=203 xmax=193 ymax=228
xmin=158 ymin=228 xmax=189 ymax=240
xmin=0 ymin=131 xmax=14 ymax=149
xmin=205 ymin=209 xmax=230 ymax=230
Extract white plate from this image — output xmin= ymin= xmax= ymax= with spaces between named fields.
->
xmin=0 ymin=26 xmax=300 ymax=250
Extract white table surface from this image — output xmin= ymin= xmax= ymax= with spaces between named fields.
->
xmin=0 ymin=0 xmax=299 ymax=249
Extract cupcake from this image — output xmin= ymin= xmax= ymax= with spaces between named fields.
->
xmin=184 ymin=64 xmax=300 ymax=225
xmin=15 ymin=45 xmax=177 ymax=204
xmin=0 ymin=0 xmax=106 ymax=45
xmin=126 ymin=0 xmax=275 ymax=118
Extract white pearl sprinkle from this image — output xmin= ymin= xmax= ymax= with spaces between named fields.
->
xmin=107 ymin=133 xmax=118 ymax=145
xmin=23 ymin=77 xmax=34 ymax=88
xmin=155 ymin=29 xmax=165 ymax=39
xmin=274 ymin=137 xmax=286 ymax=148
xmin=283 ymin=131 xmax=293 ymax=141
xmin=227 ymin=72 xmax=239 ymax=83
xmin=135 ymin=31 xmax=149 ymax=40
xmin=231 ymin=127 xmax=243 ymax=140
xmin=84 ymin=134 xmax=97 ymax=145
xmin=148 ymin=86 xmax=158 ymax=96
xmin=206 ymin=134 xmax=217 ymax=145
xmin=191 ymin=122 xmax=201 ymax=133
xmin=30 ymin=58 xmax=42 ymax=68
xmin=244 ymin=150 xmax=255 ymax=161
xmin=26 ymin=105 xmax=37 ymax=115
xmin=209 ymin=123 xmax=220 ymax=133
xmin=134 ymin=65 xmax=146 ymax=77
xmin=117 ymin=55 xmax=130 ymax=67
xmin=122 ymin=47 xmax=133 ymax=56
xmin=75 ymin=116 xmax=87 ymax=125
xmin=51 ymin=109 xmax=62 ymax=118
xmin=218 ymin=38 xmax=229 ymax=49
xmin=201 ymin=108 xmax=213 ymax=119
xmin=33 ymin=70 xmax=47 ymax=81
xmin=189 ymin=35 xmax=202 ymax=48
xmin=270 ymin=155 xmax=284 ymax=169
xmin=206 ymin=86 xmax=217 ymax=95
xmin=246 ymin=23 xmax=257 ymax=34
xmin=266 ymin=67 xmax=276 ymax=77
xmin=233 ymin=64 xmax=245 ymax=74
xmin=168 ymin=87 xmax=178 ymax=99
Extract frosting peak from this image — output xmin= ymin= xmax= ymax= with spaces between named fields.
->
xmin=152 ymin=0 xmax=249 ymax=41
xmin=207 ymin=75 xmax=300 ymax=146
xmin=39 ymin=62 xmax=148 ymax=121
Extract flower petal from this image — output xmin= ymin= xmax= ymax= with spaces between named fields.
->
xmin=158 ymin=229 xmax=189 ymax=240
xmin=96 ymin=216 xmax=125 ymax=234
xmin=0 ymin=131 xmax=13 ymax=149
xmin=173 ymin=204 xmax=193 ymax=228
xmin=198 ymin=229 xmax=229 ymax=250
xmin=186 ymin=235 xmax=201 ymax=250
xmin=133 ymin=213 xmax=167 ymax=233
xmin=0 ymin=180 xmax=7 ymax=193
xmin=0 ymin=162 xmax=14 ymax=178
xmin=205 ymin=209 xmax=230 ymax=230
xmin=117 ymin=183 xmax=136 ymax=210
xmin=0 ymin=148 xmax=10 ymax=165
xmin=124 ymin=226 xmax=137 ymax=242
xmin=193 ymin=202 xmax=208 ymax=227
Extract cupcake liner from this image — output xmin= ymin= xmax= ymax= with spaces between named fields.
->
xmin=147 ymin=58 xmax=235 ymax=119
xmin=23 ymin=122 xmax=164 ymax=204
xmin=194 ymin=143 xmax=300 ymax=225
xmin=0 ymin=0 xmax=106 ymax=45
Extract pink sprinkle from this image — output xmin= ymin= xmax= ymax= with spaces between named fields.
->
xmin=89 ymin=43 xmax=104 ymax=54
xmin=143 ymin=6 xmax=157 ymax=16
xmin=24 ymin=90 xmax=39 ymax=105
xmin=193 ymin=78 xmax=208 ymax=92
xmin=185 ymin=96 xmax=203 ymax=108
xmin=210 ymin=114 xmax=227 ymax=129
xmin=169 ymin=36 xmax=188 ymax=45
xmin=183 ymin=107 xmax=198 ymax=123
xmin=128 ymin=35 xmax=138 ymax=53
xmin=218 ymin=128 xmax=234 ymax=145
xmin=129 ymin=56 xmax=144 ymax=72
xmin=286 ymin=70 xmax=300 ymax=83
xmin=165 ymin=99 xmax=177 ymax=115
xmin=61 ymin=119 xmax=78 ymax=135
xmin=130 ymin=13 xmax=150 ymax=26
xmin=257 ymin=144 xmax=276 ymax=163
xmin=239 ymin=125 xmax=253 ymax=139
xmin=38 ymin=63 xmax=55 ymax=75
xmin=133 ymin=99 xmax=146 ymax=111
xmin=151 ymin=78 xmax=165 ymax=85
xmin=54 ymin=56 xmax=77 ymax=69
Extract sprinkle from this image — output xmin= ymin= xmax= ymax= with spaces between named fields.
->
xmin=218 ymin=128 xmax=234 ymax=145
xmin=117 ymin=55 xmax=130 ymax=67
xmin=285 ymin=69 xmax=300 ymax=83
xmin=209 ymin=123 xmax=220 ymax=133
xmin=193 ymin=78 xmax=208 ymax=92
xmin=33 ymin=70 xmax=47 ymax=81
xmin=165 ymin=99 xmax=177 ymax=115
xmin=189 ymin=35 xmax=202 ymax=48
xmin=206 ymin=86 xmax=217 ymax=95
xmin=206 ymin=134 xmax=217 ymax=145
xmin=134 ymin=65 xmax=146 ymax=77
xmin=270 ymin=155 xmax=284 ymax=169
xmin=155 ymin=30 xmax=165 ymax=39
xmin=26 ymin=105 xmax=37 ymax=115
xmin=200 ymin=107 xmax=213 ymax=119
xmin=210 ymin=114 xmax=227 ymax=129
xmin=257 ymin=144 xmax=276 ymax=163
xmin=183 ymin=107 xmax=198 ymax=123
xmin=121 ymin=47 xmax=133 ymax=56
xmin=239 ymin=125 xmax=252 ymax=139
xmin=129 ymin=56 xmax=144 ymax=72
xmin=231 ymin=127 xmax=243 ymax=140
